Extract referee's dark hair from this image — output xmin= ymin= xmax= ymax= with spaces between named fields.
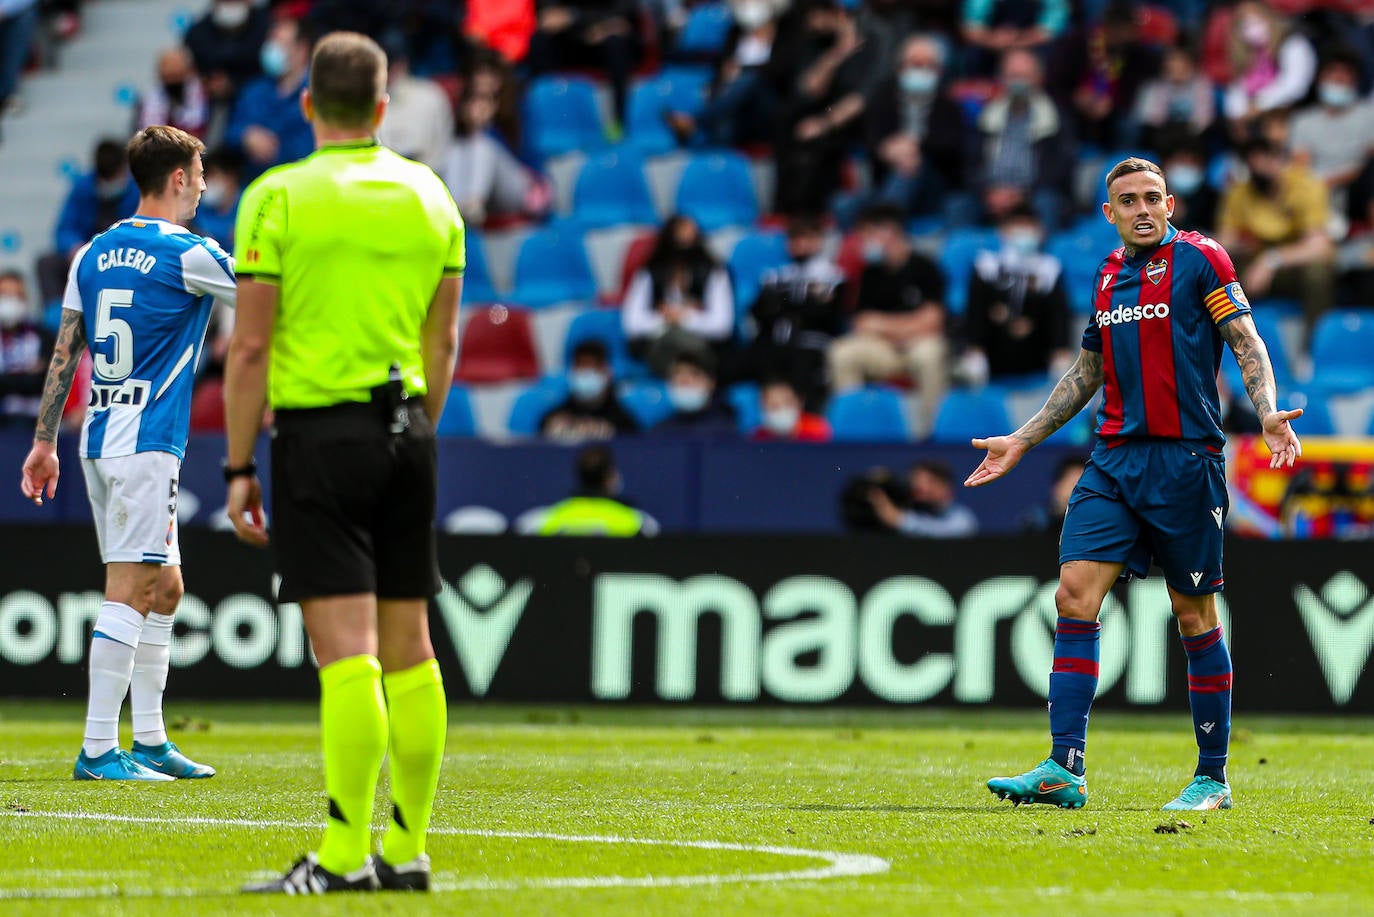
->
xmin=309 ymin=31 xmax=387 ymax=129
xmin=576 ymin=445 xmax=618 ymax=495
xmin=126 ymin=125 xmax=205 ymax=196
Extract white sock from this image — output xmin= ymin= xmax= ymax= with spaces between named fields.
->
xmin=83 ymin=602 xmax=145 ymax=758
xmin=131 ymin=611 xmax=174 ymax=747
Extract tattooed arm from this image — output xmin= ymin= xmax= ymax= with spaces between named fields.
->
xmin=964 ymin=348 xmax=1104 ymax=487
xmin=20 ymin=310 xmax=86 ymax=504
xmin=1220 ymin=314 xmax=1302 ymax=468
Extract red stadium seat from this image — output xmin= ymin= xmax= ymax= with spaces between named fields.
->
xmin=615 ymin=230 xmax=657 ymax=304
xmin=189 ymin=378 xmax=225 ymax=433
xmin=454 ymin=305 xmax=541 ymax=384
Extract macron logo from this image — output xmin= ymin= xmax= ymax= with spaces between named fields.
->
xmin=1200 ymin=722 xmax=1216 ymax=734
xmin=1096 ymin=302 xmax=1171 ymax=328
xmin=1212 ymin=507 xmax=1224 ymax=529
xmin=1190 ymin=572 xmax=1204 ymax=587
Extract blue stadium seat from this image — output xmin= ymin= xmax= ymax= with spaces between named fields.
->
xmin=623 ymin=73 xmax=708 ymax=155
xmin=620 ymin=380 xmax=674 ymax=428
xmin=939 ymin=229 xmax=999 ymax=315
xmin=508 ymin=228 xmax=598 ymax=309
xmin=675 ymin=151 xmax=758 ymax=232
xmin=827 ymin=387 xmax=909 ymax=442
xmin=1281 ymin=390 xmax=1334 ymax=436
xmin=571 ymin=150 xmax=658 ymax=228
xmin=728 ymin=231 xmax=789 ymax=316
xmin=675 ymin=4 xmax=733 ymax=56
xmin=435 ymin=385 xmax=476 ymax=437
xmin=563 ymin=308 xmax=632 ymax=371
xmin=929 ymin=388 xmax=1013 ymax=444
xmin=1309 ymin=309 xmax=1374 ymax=393
xmin=522 ymin=76 xmax=604 ymax=162
xmin=508 ymin=377 xmax=570 ymax=437
xmin=463 ymin=232 xmax=499 ymax=303
xmin=726 ymin=382 xmax=761 ymax=434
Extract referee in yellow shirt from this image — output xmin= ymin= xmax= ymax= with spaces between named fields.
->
xmin=222 ymin=31 xmax=463 ymax=895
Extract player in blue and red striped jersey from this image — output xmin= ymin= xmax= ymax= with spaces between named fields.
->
xmin=965 ymin=157 xmax=1304 ymax=812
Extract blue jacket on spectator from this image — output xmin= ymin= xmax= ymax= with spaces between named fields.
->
xmin=225 ymin=73 xmax=314 ymax=177
xmin=53 ymin=175 xmax=139 ymax=255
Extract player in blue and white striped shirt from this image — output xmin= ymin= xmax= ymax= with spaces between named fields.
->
xmin=21 ymin=125 xmax=235 ymax=781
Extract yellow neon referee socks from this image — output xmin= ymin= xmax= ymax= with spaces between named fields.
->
xmin=381 ymin=658 xmax=447 ymax=865
xmin=316 ymin=654 xmax=388 ymax=876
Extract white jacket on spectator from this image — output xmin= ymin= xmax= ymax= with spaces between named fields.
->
xmin=378 ymin=73 xmax=453 ymax=171
xmin=621 ymin=267 xmax=735 ymax=341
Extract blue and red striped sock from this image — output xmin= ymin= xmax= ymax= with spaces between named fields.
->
xmin=1049 ymin=617 xmax=1101 ymax=777
xmin=1182 ymin=626 xmax=1232 ymax=783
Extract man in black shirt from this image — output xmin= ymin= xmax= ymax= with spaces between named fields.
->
xmin=540 ymin=340 xmax=639 ymax=441
xmin=828 ymin=204 xmax=948 ymax=428
xmin=960 ymin=203 xmax=1071 ymax=384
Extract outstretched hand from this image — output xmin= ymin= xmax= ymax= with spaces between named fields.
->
xmin=1261 ymin=407 xmax=1303 ymax=469
xmin=964 ymin=435 xmax=1030 ymax=488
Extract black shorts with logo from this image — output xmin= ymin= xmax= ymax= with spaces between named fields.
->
xmin=271 ymin=399 xmax=440 ymax=603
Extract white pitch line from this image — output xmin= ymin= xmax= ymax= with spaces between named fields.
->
xmin=0 ymin=810 xmax=890 ymax=898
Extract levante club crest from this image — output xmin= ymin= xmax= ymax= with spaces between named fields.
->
xmin=1145 ymin=259 xmax=1168 ymax=283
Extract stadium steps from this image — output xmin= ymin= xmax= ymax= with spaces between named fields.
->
xmin=0 ymin=0 xmax=188 ymax=283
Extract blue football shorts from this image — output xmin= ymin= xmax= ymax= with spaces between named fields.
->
xmin=1059 ymin=438 xmax=1229 ymax=595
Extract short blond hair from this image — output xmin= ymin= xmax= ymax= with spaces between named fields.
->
xmin=309 ymin=31 xmax=387 ymax=129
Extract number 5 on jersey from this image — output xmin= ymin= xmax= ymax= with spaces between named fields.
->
xmin=95 ymin=288 xmax=134 ymax=381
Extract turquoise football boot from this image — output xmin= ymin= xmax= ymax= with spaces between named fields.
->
xmin=987 ymin=758 xmax=1088 ymax=808
xmin=73 ymin=748 xmax=174 ymax=781
xmin=131 ymin=741 xmax=216 ymax=779
xmin=1162 ymin=775 xmax=1232 ymax=811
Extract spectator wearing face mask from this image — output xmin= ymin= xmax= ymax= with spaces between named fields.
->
xmin=828 ymin=204 xmax=948 ymax=429
xmin=862 ymin=33 xmax=966 ymax=220
xmin=622 ymin=215 xmax=735 ymax=378
xmin=1134 ymin=44 xmax=1217 ymax=153
xmin=135 ymin=47 xmax=210 ymax=138
xmin=654 ymin=350 xmax=738 ymax=437
xmin=185 ymin=0 xmax=271 ymax=109
xmin=540 ymin=340 xmax=639 ymax=441
xmin=957 ymin=47 xmax=1075 ymax=231
xmin=1161 ymin=143 xmax=1219 ymax=233
xmin=1221 ymin=0 xmax=1317 ymax=139
xmin=226 ymin=16 xmax=315 ymax=177
xmin=1291 ymin=53 xmax=1374 ymax=217
xmin=0 ymin=270 xmax=53 ymax=429
xmin=867 ymin=460 xmax=979 ymax=537
xmin=958 ymin=203 xmax=1071 ymax=386
xmin=34 ymin=138 xmax=139 ymax=322
xmin=1217 ymin=136 xmax=1334 ymax=339
xmin=190 ymin=146 xmax=245 ymax=251
xmin=752 ymin=377 xmax=832 ymax=442
xmin=746 ymin=214 xmax=845 ymax=410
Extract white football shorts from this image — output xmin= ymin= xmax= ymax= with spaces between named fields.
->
xmin=81 ymin=451 xmax=181 ymax=566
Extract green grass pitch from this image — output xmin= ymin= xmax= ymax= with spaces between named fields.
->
xmin=1 ymin=702 xmax=1373 ymax=915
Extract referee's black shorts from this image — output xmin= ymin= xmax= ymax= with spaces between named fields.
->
xmin=270 ymin=399 xmax=440 ymax=603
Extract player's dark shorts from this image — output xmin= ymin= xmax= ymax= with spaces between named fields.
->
xmin=1059 ymin=438 xmax=1229 ymax=595
xmin=271 ymin=398 xmax=439 ymax=603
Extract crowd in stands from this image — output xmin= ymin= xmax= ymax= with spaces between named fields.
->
xmin=4 ymin=0 xmax=1374 ymax=446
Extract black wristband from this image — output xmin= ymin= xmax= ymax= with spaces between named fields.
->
xmin=222 ymin=460 xmax=257 ymax=483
